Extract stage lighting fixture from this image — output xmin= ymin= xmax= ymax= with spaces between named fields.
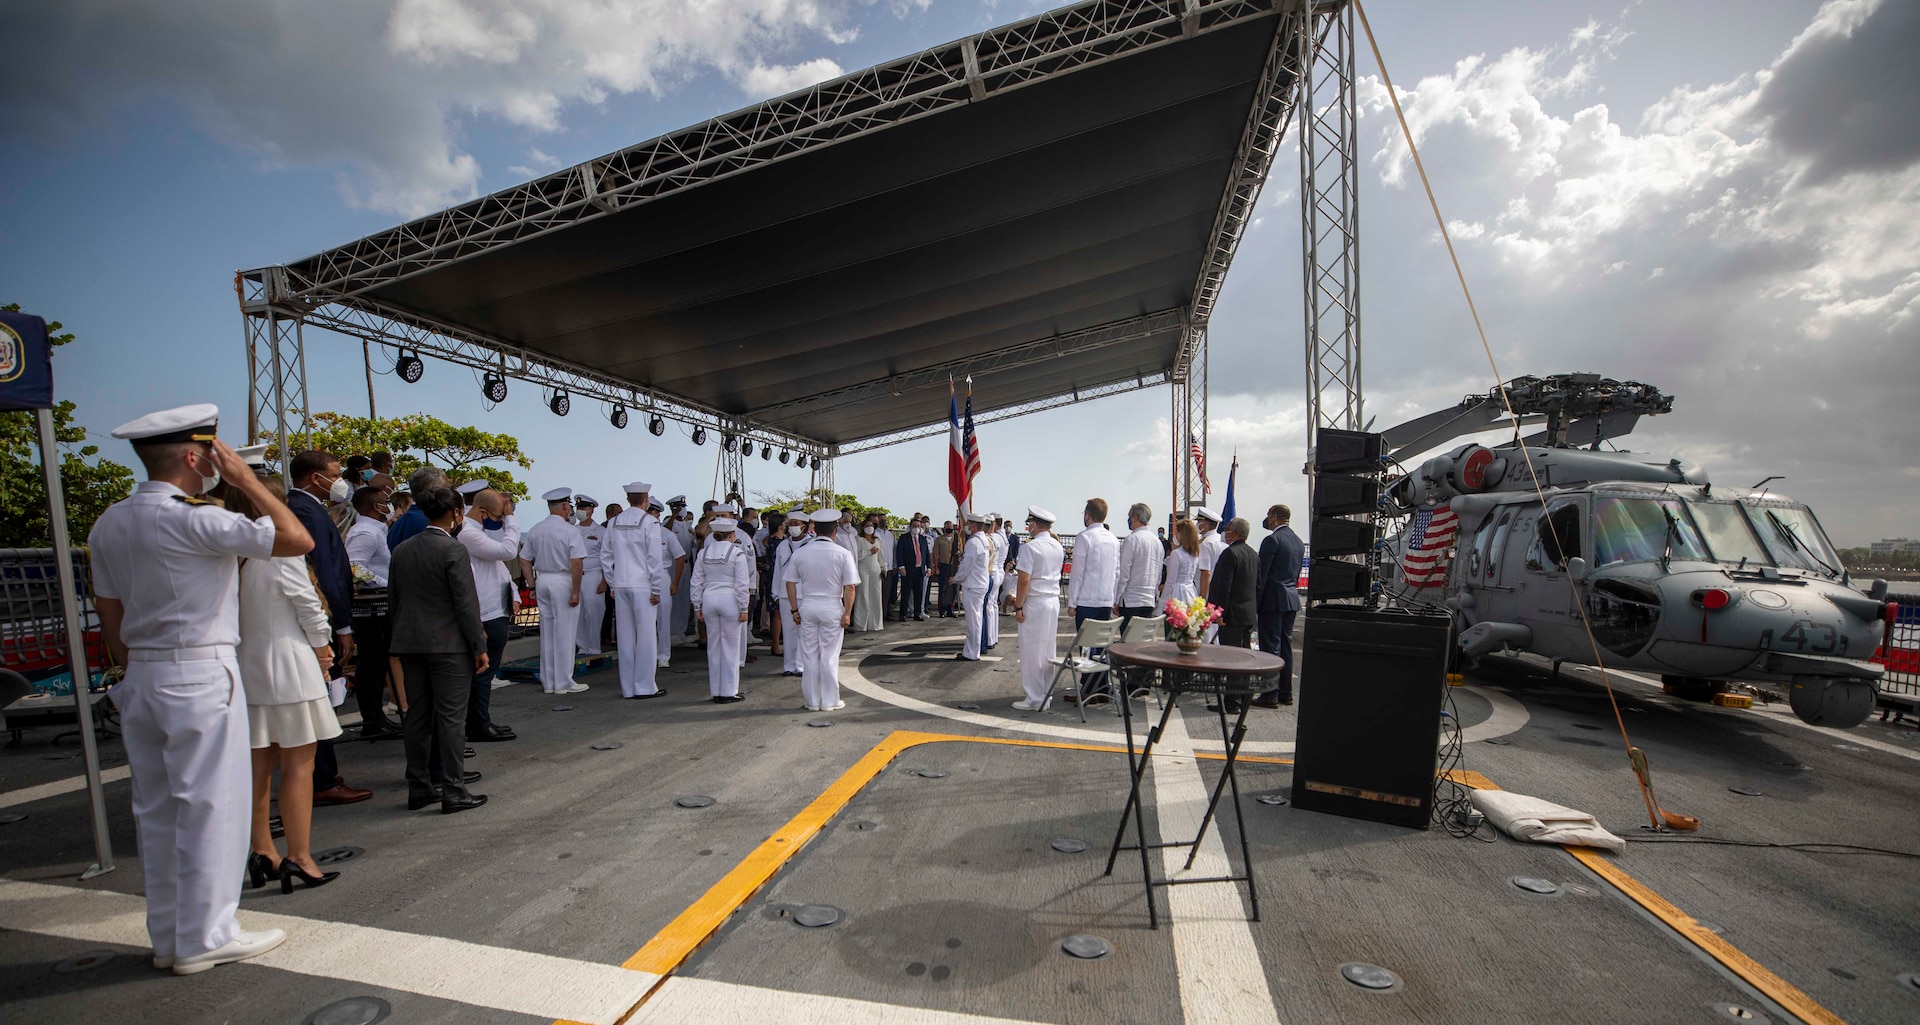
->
xmin=482 ymin=373 xmax=508 ymax=403
xmin=723 ymin=434 xmax=737 ymax=453
xmin=761 ymin=445 xmax=772 ymax=461
xmin=609 ymin=405 xmax=628 ymax=430
xmin=648 ymin=415 xmax=665 ymax=436
xmin=395 ymin=350 xmax=425 ymax=383
xmin=741 ymin=440 xmax=754 ymax=458
xmin=779 ymin=450 xmax=790 ymax=464
xmin=692 ymin=427 xmax=706 ymax=446
xmin=549 ymin=391 xmax=571 ymax=417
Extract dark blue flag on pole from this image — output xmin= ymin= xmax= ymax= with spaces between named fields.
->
xmin=1220 ymin=453 xmax=1238 ymax=524
xmin=0 ymin=311 xmax=55 ymax=411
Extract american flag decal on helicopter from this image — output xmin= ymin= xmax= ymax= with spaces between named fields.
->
xmin=1401 ymin=506 xmax=1459 ymax=588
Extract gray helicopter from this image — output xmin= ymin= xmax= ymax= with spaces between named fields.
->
xmin=1374 ymin=374 xmax=1895 ymax=729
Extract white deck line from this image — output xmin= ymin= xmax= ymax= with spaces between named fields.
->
xmin=0 ymin=878 xmax=657 ymax=1024
xmin=630 ymin=977 xmax=1051 ymax=1024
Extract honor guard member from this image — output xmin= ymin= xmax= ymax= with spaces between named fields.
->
xmin=1011 ymin=507 xmax=1066 ymax=711
xmin=985 ymin=515 xmax=1007 ymax=648
xmin=692 ymin=517 xmax=755 ymax=702
xmin=771 ymin=505 xmax=808 ymax=676
xmin=572 ymin=494 xmax=608 ymax=656
xmin=647 ymin=496 xmax=686 ymax=668
xmin=783 ymin=508 xmax=859 ymax=711
xmin=91 ymin=404 xmax=312 ymax=974
xmin=666 ymin=495 xmax=695 ymax=641
xmin=711 ymin=503 xmax=754 ymax=668
xmin=1193 ymin=507 xmax=1226 ymax=643
xmin=601 ymin=483 xmax=668 ymax=698
xmin=954 ymin=512 xmax=994 ymax=660
xmin=519 ymin=488 xmax=587 ymax=694
xmin=457 ymin=478 xmax=489 ymax=507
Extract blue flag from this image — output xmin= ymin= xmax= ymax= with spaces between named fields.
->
xmin=1220 ymin=454 xmax=1238 ymax=524
xmin=0 ymin=311 xmax=55 ymax=412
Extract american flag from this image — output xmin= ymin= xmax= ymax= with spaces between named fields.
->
xmin=1401 ymin=506 xmax=1459 ymax=588
xmin=963 ymin=379 xmax=982 ymax=486
xmin=1189 ymin=432 xmax=1210 ymax=493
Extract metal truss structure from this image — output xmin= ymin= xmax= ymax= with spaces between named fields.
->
xmin=236 ymin=0 xmax=1360 ymax=514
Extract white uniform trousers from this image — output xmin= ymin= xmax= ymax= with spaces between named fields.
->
xmin=985 ymin=573 xmax=1004 ymax=647
xmin=960 ymin=583 xmax=986 ymax=660
xmin=737 ymin=614 xmax=751 ymax=668
xmin=613 ymin=587 xmax=660 ymax=697
xmin=799 ymin=599 xmax=846 ymax=709
xmin=115 ymin=654 xmax=251 ymax=960
xmin=656 ymin=578 xmax=675 ymax=667
xmin=779 ymin=600 xmax=803 ymax=674
xmin=576 ymin=568 xmax=607 ymax=655
xmin=1018 ymin=595 xmax=1061 ymax=705
xmin=535 ymin=574 xmax=579 ymax=693
xmin=671 ymin=566 xmax=694 ymax=640
xmin=702 ymin=588 xmax=743 ymax=697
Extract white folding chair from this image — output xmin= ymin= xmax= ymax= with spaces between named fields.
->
xmin=1111 ymin=615 xmax=1167 ymax=715
xmin=1046 ymin=617 xmax=1122 ymax=722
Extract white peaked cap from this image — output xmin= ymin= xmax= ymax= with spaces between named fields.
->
xmin=111 ymin=403 xmax=218 ymax=443
xmin=787 ymin=506 xmax=806 ymax=516
xmin=625 ymin=481 xmax=650 ymax=493
xmin=1194 ymin=506 xmax=1220 ymax=523
xmin=542 ymin=487 xmax=573 ymax=502
xmin=573 ymin=494 xmax=597 ymax=507
xmin=1026 ymin=505 xmax=1055 ymax=524
xmin=667 ymin=494 xmax=686 ymax=504
xmin=237 ymin=443 xmax=269 ymax=469
xmin=456 ymin=479 xmax=489 ymax=496
xmin=810 ymin=509 xmax=842 ymax=525
xmin=710 ymin=518 xmax=738 ymax=532
xmin=648 ymin=498 xmax=664 ymax=512
xmin=713 ymin=503 xmax=737 ymax=515
xmin=966 ymin=511 xmax=990 ymax=524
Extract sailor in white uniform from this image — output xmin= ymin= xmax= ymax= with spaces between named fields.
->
xmin=647 ymin=497 xmax=685 ymax=668
xmin=1193 ymin=506 xmax=1227 ymax=643
xmin=985 ymin=515 xmax=1007 ymax=649
xmin=518 ymin=488 xmax=587 ymax=694
xmin=90 ymin=404 xmax=308 ymax=974
xmin=1011 ymin=506 xmax=1066 ymax=711
xmin=692 ymin=517 xmax=755 ymax=702
xmin=572 ymin=495 xmax=608 ymax=656
xmin=770 ymin=505 xmax=808 ymax=676
xmin=783 ymin=509 xmax=859 ymax=711
xmin=601 ymin=483 xmax=667 ymax=698
xmin=954 ymin=511 xmax=994 ymax=660
xmin=667 ymin=495 xmax=695 ymax=641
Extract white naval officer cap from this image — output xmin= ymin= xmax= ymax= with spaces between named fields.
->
xmin=111 ymin=403 xmax=219 ymax=445
xmin=810 ymin=509 xmax=842 ymax=525
xmin=710 ymin=518 xmax=738 ymax=532
xmin=1026 ymin=505 xmax=1055 ymax=524
xmin=624 ymin=481 xmax=650 ymax=494
xmin=237 ymin=443 xmax=269 ymax=469
xmin=1194 ymin=506 xmax=1220 ymax=523
xmin=965 ymin=511 xmax=990 ymax=524
xmin=542 ymin=487 xmax=573 ymax=503
xmin=573 ymin=494 xmax=598 ymax=508
xmin=667 ymin=494 xmax=686 ymax=505
xmin=648 ymin=497 xmax=664 ymax=512
xmin=787 ymin=506 xmax=806 ymax=517
xmin=713 ymin=503 xmax=737 ymax=515
xmin=456 ymin=479 xmax=490 ymax=496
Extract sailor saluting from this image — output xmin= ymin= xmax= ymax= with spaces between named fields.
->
xmin=88 ymin=404 xmax=314 ymax=975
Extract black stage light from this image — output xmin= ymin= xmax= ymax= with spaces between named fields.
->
xmin=482 ymin=373 xmax=508 ymax=403
xmin=808 ymin=455 xmax=819 ymax=469
xmin=395 ymin=350 xmax=425 ymax=384
xmin=723 ymin=434 xmax=737 ymax=453
xmin=609 ymin=405 xmax=628 ymax=430
xmin=779 ymin=450 xmax=790 ymax=464
xmin=741 ymin=440 xmax=754 ymax=458
xmin=648 ymin=415 xmax=666 ymax=436
xmin=692 ymin=426 xmax=706 ymax=446
xmin=549 ymin=391 xmax=570 ymax=417
xmin=761 ymin=445 xmax=772 ymax=461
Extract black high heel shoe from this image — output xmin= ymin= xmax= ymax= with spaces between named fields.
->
xmin=280 ymin=861 xmax=341 ymax=894
xmin=246 ymin=852 xmax=282 ymax=889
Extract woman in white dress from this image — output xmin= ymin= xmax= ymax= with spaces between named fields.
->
xmin=851 ymin=519 xmax=885 ymax=631
xmin=1161 ymin=517 xmax=1203 ymax=606
xmin=224 ymin=476 xmax=344 ymax=895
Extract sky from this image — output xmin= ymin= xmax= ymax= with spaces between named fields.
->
xmin=3 ymin=0 xmax=1915 ymax=544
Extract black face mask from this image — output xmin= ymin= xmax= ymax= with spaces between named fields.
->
xmin=449 ymin=522 xmax=464 ymax=538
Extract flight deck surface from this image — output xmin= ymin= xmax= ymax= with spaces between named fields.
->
xmin=3 ymin=615 xmax=1917 ymax=1024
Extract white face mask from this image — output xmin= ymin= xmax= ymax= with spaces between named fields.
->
xmin=327 ymin=476 xmax=352 ymax=504
xmin=864 ymin=526 xmax=876 ymax=536
xmin=787 ymin=525 xmax=803 ymax=538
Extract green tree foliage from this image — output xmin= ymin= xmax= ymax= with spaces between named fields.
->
xmin=301 ymin=412 xmax=533 ymax=498
xmin=749 ymin=488 xmax=902 ymax=529
xmin=0 ymin=305 xmax=135 ymax=547
xmin=1838 ymin=546 xmax=1918 ymax=571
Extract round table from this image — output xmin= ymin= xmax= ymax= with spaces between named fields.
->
xmin=1101 ymin=641 xmax=1285 ymax=927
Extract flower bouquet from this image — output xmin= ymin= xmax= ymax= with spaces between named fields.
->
xmin=1163 ymin=596 xmax=1222 ymax=654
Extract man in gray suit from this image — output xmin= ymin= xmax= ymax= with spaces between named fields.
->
xmin=388 ymin=486 xmax=490 ymax=814
xmin=1255 ymin=503 xmax=1304 ymax=707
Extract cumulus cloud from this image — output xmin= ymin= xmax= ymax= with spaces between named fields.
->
xmin=0 ymin=0 xmax=859 ymax=216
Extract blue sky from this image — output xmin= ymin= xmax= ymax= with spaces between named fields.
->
xmin=5 ymin=0 xmax=1913 ymax=541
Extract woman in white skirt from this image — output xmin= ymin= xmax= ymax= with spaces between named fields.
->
xmin=850 ymin=520 xmax=885 ymax=631
xmin=227 ymin=477 xmax=344 ymax=895
xmin=1161 ymin=517 xmax=1203 ymax=606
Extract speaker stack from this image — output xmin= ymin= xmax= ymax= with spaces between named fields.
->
xmin=1307 ymin=428 xmax=1383 ymax=601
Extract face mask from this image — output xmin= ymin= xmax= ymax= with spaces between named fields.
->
xmin=787 ymin=525 xmax=803 ymax=538
xmin=328 ymin=476 xmax=352 ymax=503
xmin=864 ymin=526 xmax=876 ymax=536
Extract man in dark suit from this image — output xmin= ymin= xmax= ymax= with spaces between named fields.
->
xmin=895 ymin=519 xmax=932 ymax=621
xmin=388 ymin=486 xmax=490 ymax=815
xmin=285 ymin=450 xmax=372 ymax=805
xmin=1205 ymin=517 xmax=1261 ymax=713
xmin=1255 ymin=503 xmax=1305 ymax=707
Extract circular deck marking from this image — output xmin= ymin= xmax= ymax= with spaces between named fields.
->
xmin=1510 ymin=876 xmax=1561 ymax=895
xmin=1255 ymin=794 xmax=1289 ymax=806
xmin=1728 ymin=786 xmax=1763 ymax=797
xmin=674 ymin=795 xmax=715 ymax=808
xmin=314 ymin=846 xmax=365 ymax=865
xmin=52 ymin=950 xmax=114 ymax=973
xmin=1339 ymin=962 xmax=1403 ymax=991
xmin=0 ymin=813 xmax=28 ymax=825
xmin=1060 ymin=934 xmax=1111 ymax=959
xmin=1484 ymin=737 xmax=1512 ymax=745
xmin=1896 ymin=971 xmax=1920 ymax=992
xmin=847 ymin=821 xmax=878 ymax=831
xmin=806 ymin=720 xmax=835 ymax=728
xmin=911 ymin=769 xmax=949 ymax=779
xmin=302 ymin=996 xmax=392 ymax=1025
xmin=1712 ymin=1003 xmax=1770 ymax=1023
xmin=1048 ymin=837 xmax=1090 ymax=854
xmin=552 ymin=705 xmax=574 ymax=712
xmin=793 ymin=905 xmax=843 ymax=928
xmin=843 ymin=634 xmax=1529 ymax=751
xmin=590 ymin=741 xmax=623 ymax=750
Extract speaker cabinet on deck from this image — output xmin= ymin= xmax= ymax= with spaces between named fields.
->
xmin=1289 ymin=606 xmax=1451 ymax=829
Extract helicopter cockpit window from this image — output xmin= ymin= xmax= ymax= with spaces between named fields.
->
xmin=1528 ymin=501 xmax=1583 ymax=571
xmin=1593 ymin=497 xmax=1708 ymax=567
xmin=1688 ymin=501 xmax=1771 ymax=568
xmin=1747 ymin=502 xmax=1842 ymax=577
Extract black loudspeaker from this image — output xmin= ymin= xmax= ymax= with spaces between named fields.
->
xmin=1289 ymin=606 xmax=1451 ymax=829
xmin=1313 ymin=474 xmax=1380 ymax=516
xmin=1314 ymin=428 xmax=1383 ymax=474
xmin=1309 ymin=518 xmax=1375 ymax=556
xmin=1305 ymin=559 xmax=1371 ymax=600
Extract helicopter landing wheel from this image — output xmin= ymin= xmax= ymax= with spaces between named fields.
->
xmin=1661 ymin=675 xmax=1724 ymax=702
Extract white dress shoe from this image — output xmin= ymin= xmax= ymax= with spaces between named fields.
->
xmin=827 ymin=701 xmax=846 ymax=711
xmin=172 ymin=928 xmax=286 ymax=975
xmin=152 ymin=955 xmax=173 ymax=970
xmin=565 ymin=682 xmax=590 ymax=693
xmin=1011 ymin=699 xmax=1047 ymax=711
xmin=804 ymin=704 xmax=821 ymax=712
